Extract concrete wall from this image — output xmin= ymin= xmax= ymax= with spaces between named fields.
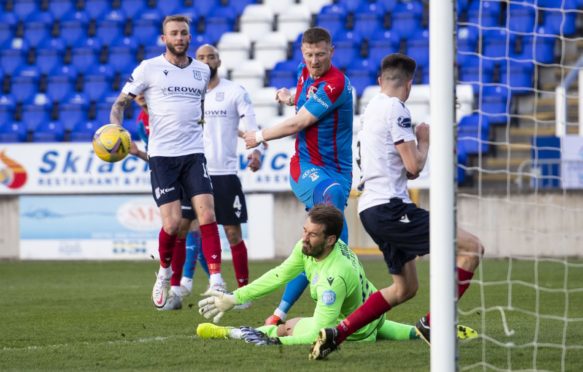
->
xmin=0 ymin=196 xmax=18 ymax=259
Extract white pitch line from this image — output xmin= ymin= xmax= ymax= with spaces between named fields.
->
xmin=1 ymin=335 xmax=196 ymax=352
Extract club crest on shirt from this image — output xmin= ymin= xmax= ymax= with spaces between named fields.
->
xmin=307 ymin=85 xmax=317 ymax=98
xmin=397 ymin=116 xmax=412 ymax=128
xmin=322 ymin=290 xmax=336 ymax=306
xmin=215 ymin=92 xmax=224 ymax=102
xmin=193 ymin=70 xmax=202 ymax=80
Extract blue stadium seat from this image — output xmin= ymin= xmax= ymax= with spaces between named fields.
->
xmin=108 ymin=37 xmax=138 ymax=74
xmin=368 ymin=30 xmax=400 ymax=63
xmin=192 ymin=0 xmax=218 ymax=17
xmin=229 ymin=0 xmax=256 ymax=15
xmin=507 ymin=2 xmax=537 ymax=33
xmin=0 ymin=13 xmax=16 ymax=49
xmin=457 ymin=25 xmax=479 ymax=53
xmin=458 ymin=113 xmax=490 ymax=155
xmin=11 ymin=70 xmax=40 ymax=104
xmin=191 ymin=33 xmax=212 ymax=53
xmin=541 ymin=8 xmax=577 ymax=36
xmin=22 ymin=17 xmax=54 ymax=48
xmin=269 ymin=60 xmax=297 ymax=88
xmin=21 ymin=104 xmax=50 ymax=132
xmin=131 ymin=14 xmax=162 ymax=46
xmin=378 ymin=0 xmax=398 ymax=13
xmin=480 ymin=85 xmax=510 ymax=125
xmin=336 ymin=0 xmax=361 ymax=12
xmin=407 ymin=29 xmax=429 ymax=69
xmin=59 ymin=12 xmax=89 ymax=47
xmin=0 ymin=121 xmax=27 ymax=142
xmin=70 ymin=47 xmax=99 ymax=74
xmin=35 ymin=39 xmax=66 ymax=75
xmin=95 ymin=101 xmax=113 ymax=125
xmin=391 ymin=1 xmax=423 ymax=36
xmin=84 ymin=0 xmax=111 ymax=20
xmin=120 ymin=0 xmax=149 ymax=19
xmin=123 ymin=118 xmax=141 ymax=141
xmin=500 ymin=59 xmax=535 ymax=95
xmin=517 ymin=31 xmax=556 ymax=64
xmin=96 ymin=11 xmax=126 ymax=45
xmin=345 ymin=58 xmax=376 ymax=97
xmin=205 ymin=6 xmax=237 ymax=44
xmin=46 ymin=75 xmax=75 ymax=103
xmin=0 ymin=49 xmax=25 ymax=75
xmin=457 ymin=142 xmax=468 ymax=185
xmin=143 ymin=44 xmax=166 ymax=60
xmin=482 ymin=28 xmax=516 ymax=58
xmin=531 ymin=136 xmax=561 ymax=189
xmin=353 ymin=2 xmax=385 ymax=40
xmin=332 ymin=30 xmax=362 ymax=69
xmin=0 ymin=95 xmax=16 ymax=126
xmin=467 ymin=0 xmax=502 ymax=27
xmin=13 ymin=0 xmax=39 ymax=21
xmin=59 ymin=94 xmax=89 ymax=132
xmin=156 ymin=0 xmax=186 ymax=14
xmin=32 ymin=121 xmax=65 ymax=142
xmin=316 ymin=5 xmax=348 ymax=38
xmin=48 ymin=0 xmax=76 ymax=19
xmin=83 ymin=65 xmax=114 ymax=102
xmin=457 ymin=53 xmax=496 ymax=94
xmin=70 ymin=121 xmax=99 ymax=142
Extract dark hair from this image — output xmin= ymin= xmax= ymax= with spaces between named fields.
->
xmin=308 ymin=205 xmax=344 ymax=243
xmin=380 ymin=53 xmax=417 ymax=84
xmin=162 ymin=15 xmax=191 ymax=33
xmin=302 ymin=27 xmax=332 ymax=45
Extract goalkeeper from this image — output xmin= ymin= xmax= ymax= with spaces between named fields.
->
xmin=197 ymin=204 xmax=418 ymax=345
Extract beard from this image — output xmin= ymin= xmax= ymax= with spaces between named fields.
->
xmin=302 ymin=241 xmax=325 ymax=258
xmin=209 ymin=66 xmax=218 ymax=79
xmin=166 ymin=41 xmax=189 ymax=58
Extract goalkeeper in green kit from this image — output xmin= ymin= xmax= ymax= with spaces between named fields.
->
xmin=197 ymin=204 xmax=418 ymax=346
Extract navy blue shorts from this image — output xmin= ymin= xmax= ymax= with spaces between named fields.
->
xmin=180 ymin=188 xmax=196 ymax=220
xmin=149 ymin=154 xmax=213 ymax=208
xmin=210 ymin=174 xmax=247 ymax=225
xmin=359 ymin=198 xmax=429 ymax=275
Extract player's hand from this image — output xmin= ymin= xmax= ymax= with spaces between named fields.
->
xmin=240 ymin=327 xmax=282 ymax=346
xmin=244 ymin=131 xmax=259 ymax=149
xmin=415 ymin=123 xmax=430 ymax=145
xmin=275 ymin=88 xmax=292 ymax=106
xmin=129 ymin=141 xmax=139 ymax=155
xmin=198 ymin=289 xmax=238 ymax=323
xmin=247 ymin=150 xmax=262 ymax=172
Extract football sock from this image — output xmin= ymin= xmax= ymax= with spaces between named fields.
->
xmin=274 ymin=272 xmax=309 ymax=318
xmin=170 ymin=237 xmax=186 ymax=286
xmin=183 ymin=231 xmax=200 ymax=279
xmin=158 ymin=228 xmax=176 ymax=268
xmin=200 ymin=222 xmax=222 ymax=275
xmin=230 ymin=241 xmax=249 ymax=287
xmin=376 ymin=319 xmax=419 ymax=341
xmin=336 ymin=291 xmax=392 ymax=344
xmin=424 ymin=268 xmax=474 ymax=327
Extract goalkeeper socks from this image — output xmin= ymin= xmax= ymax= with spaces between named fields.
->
xmin=230 ymin=241 xmax=249 ymax=287
xmin=182 ymin=231 xmax=199 ymax=279
xmin=377 ymin=319 xmax=418 ymax=341
xmin=200 ymin=222 xmax=222 ymax=275
xmin=336 ymin=291 xmax=392 ymax=344
xmin=170 ymin=237 xmax=186 ymax=286
xmin=457 ymin=266 xmax=474 ymax=299
xmin=158 ymin=228 xmax=177 ymax=268
xmin=275 ymin=272 xmax=309 ymax=316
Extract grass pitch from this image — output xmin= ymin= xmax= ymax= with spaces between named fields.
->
xmin=1 ymin=258 xmax=582 ymax=371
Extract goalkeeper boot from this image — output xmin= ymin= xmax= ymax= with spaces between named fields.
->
xmin=309 ymin=328 xmax=340 ymax=360
xmin=457 ymin=324 xmax=478 ymax=340
xmin=197 ymin=323 xmax=233 ymax=339
xmin=415 ymin=316 xmax=431 ymax=346
xmin=152 ymin=268 xmax=172 ymax=309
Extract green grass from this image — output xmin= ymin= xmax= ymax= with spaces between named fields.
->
xmin=1 ymin=258 xmax=582 ymax=371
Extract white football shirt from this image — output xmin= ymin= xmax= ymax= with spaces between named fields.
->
xmin=122 ymin=55 xmax=210 ymax=157
xmin=357 ymin=93 xmax=417 ymax=213
xmin=203 ymin=79 xmax=261 ymax=175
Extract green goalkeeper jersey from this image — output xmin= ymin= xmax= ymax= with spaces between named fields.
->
xmin=233 ymin=240 xmax=384 ymax=345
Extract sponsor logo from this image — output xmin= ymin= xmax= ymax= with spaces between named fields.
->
xmin=322 ymin=290 xmax=336 ymax=306
xmin=399 ymin=214 xmax=411 ymax=224
xmin=326 ymin=85 xmax=335 ymax=93
xmin=154 ymin=186 xmax=175 ymax=200
xmin=215 ymin=92 xmax=224 ymax=102
xmin=0 ymin=150 xmax=27 ymax=190
xmin=311 ymin=273 xmax=319 ymax=285
xmin=162 ymin=86 xmax=204 ymax=97
xmin=311 ymin=93 xmax=329 ymax=109
xmin=397 ymin=116 xmax=412 ymax=128
xmin=116 ymin=199 xmax=161 ymax=231
xmin=327 ymin=276 xmax=334 ymax=285
xmin=163 ymin=70 xmax=168 ymax=76
xmin=205 ymin=109 xmax=228 ymax=117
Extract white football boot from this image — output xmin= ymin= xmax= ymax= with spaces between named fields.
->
xmin=152 ymin=267 xmax=172 ymax=309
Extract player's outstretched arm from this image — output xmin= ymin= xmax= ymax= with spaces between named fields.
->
xmin=110 ymin=93 xmax=135 ymax=126
xmin=243 ymin=108 xmax=317 ymax=148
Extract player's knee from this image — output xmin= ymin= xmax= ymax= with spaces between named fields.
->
xmin=197 ymin=208 xmax=216 ymax=225
xmin=313 ymin=179 xmax=346 ymax=211
xmin=162 ymin=219 xmax=181 ymax=236
xmin=393 ymin=283 xmax=418 ymax=303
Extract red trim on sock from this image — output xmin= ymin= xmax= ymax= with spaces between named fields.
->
xmin=200 ymin=222 xmax=221 ymax=274
xmin=457 ymin=266 xmax=474 ymax=300
xmin=158 ymin=228 xmax=176 ymax=268
xmin=230 ymin=241 xmax=249 ymax=287
xmin=171 ymin=238 xmax=186 ymax=286
xmin=336 ymin=291 xmax=392 ymax=344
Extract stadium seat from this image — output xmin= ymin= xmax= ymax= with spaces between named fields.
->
xmin=240 ymin=5 xmax=274 ymax=42
xmin=0 ymin=13 xmax=16 ymax=49
xmin=58 ymin=12 xmax=90 ymax=48
xmin=11 ymin=70 xmax=40 ymax=104
xmin=377 ymin=0 xmax=398 ymax=13
xmin=467 ymin=0 xmax=502 ymax=27
xmin=193 ymin=0 xmax=218 ymax=18
xmin=70 ymin=121 xmax=99 ymax=142
xmin=353 ymin=2 xmax=385 ymax=40
xmin=59 ymin=94 xmax=89 ymax=132
xmin=345 ymin=58 xmax=376 ymax=97
xmin=0 ymin=121 xmax=27 ymax=142
xmin=407 ymin=84 xmax=430 ymax=124
xmin=205 ymin=6 xmax=237 ymax=44
xmin=278 ymin=5 xmax=311 ymax=42
xmin=32 ymin=121 xmax=66 ymax=142
xmin=457 ymin=143 xmax=468 ymax=185
xmin=46 ymin=75 xmax=75 ymax=103
xmin=231 ymin=60 xmax=265 ymax=92
xmin=500 ymin=59 xmax=535 ymax=95
xmin=368 ymin=30 xmax=401 ymax=63
xmin=263 ymin=0 xmax=297 ymax=15
xmin=95 ymin=11 xmax=126 ymax=45
xmin=143 ymin=44 xmax=166 ymax=60
xmin=301 ymin=0 xmax=333 ymax=15
xmin=315 ymin=4 xmax=347 ymax=38
xmin=480 ymin=85 xmax=510 ymax=125
xmin=457 ymin=53 xmax=496 ymax=94
xmin=84 ymin=0 xmax=111 ymax=20
xmin=407 ymin=29 xmax=429 ymax=69
xmin=336 ymin=0 xmax=361 ymax=12
xmin=70 ymin=47 xmax=99 ymax=74
xmin=35 ymin=39 xmax=66 ymax=75
xmin=120 ymin=0 xmax=149 ymax=19
xmin=107 ymin=37 xmax=138 ymax=74
xmin=249 ymin=87 xmax=279 ymax=123
xmin=48 ymin=0 xmax=76 ymax=19
xmin=269 ymin=60 xmax=297 ymax=88
xmin=457 ymin=25 xmax=479 ymax=53
xmin=155 ymin=0 xmax=185 ymax=14
xmin=483 ymin=28 xmax=516 ymax=58
xmin=507 ymin=2 xmax=537 ymax=33
xmin=13 ymin=0 xmax=39 ymax=21
xmin=391 ymin=1 xmax=423 ymax=36
xmin=0 ymin=95 xmax=15 ymax=126
xmin=21 ymin=103 xmax=51 ymax=132
xmin=217 ymin=32 xmax=252 ymax=70
xmin=83 ymin=65 xmax=114 ymax=102
xmin=517 ymin=31 xmax=557 ymax=64
xmin=332 ymin=30 xmax=362 ymax=69
xmin=0 ymin=49 xmax=25 ymax=75
xmin=22 ymin=14 xmax=54 ymax=48
xmin=131 ymin=13 xmax=162 ymax=46
xmin=458 ymin=113 xmax=490 ymax=154
xmin=254 ymin=32 xmax=288 ymax=70
xmin=191 ymin=32 xmax=212 ymax=53
xmin=541 ymin=8 xmax=577 ymax=36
